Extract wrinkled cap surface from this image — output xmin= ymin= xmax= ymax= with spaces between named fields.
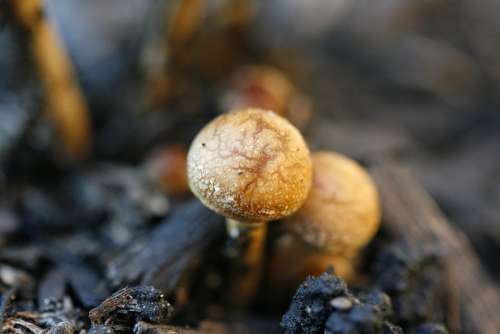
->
xmin=187 ymin=108 xmax=312 ymax=222
xmin=285 ymin=151 xmax=380 ymax=254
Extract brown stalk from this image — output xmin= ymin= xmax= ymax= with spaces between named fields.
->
xmin=10 ymin=0 xmax=92 ymax=160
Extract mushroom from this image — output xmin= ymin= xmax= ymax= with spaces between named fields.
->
xmin=187 ymin=108 xmax=312 ymax=306
xmin=220 ymin=65 xmax=313 ymax=129
xmin=144 ymin=144 xmax=190 ymax=197
xmin=268 ymin=151 xmax=380 ymax=298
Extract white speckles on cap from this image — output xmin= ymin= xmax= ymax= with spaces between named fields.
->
xmin=330 ymin=297 xmax=353 ymax=311
xmin=187 ymin=108 xmax=312 ymax=223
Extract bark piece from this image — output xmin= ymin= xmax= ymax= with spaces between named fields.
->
xmin=107 ymin=199 xmax=224 ymax=290
xmin=372 ymin=162 xmax=500 ymax=334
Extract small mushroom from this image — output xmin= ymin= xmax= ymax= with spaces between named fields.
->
xmin=287 ymin=151 xmax=380 ymax=255
xmin=268 ymin=151 xmax=380 ymax=298
xmin=187 ymin=108 xmax=312 ymax=306
xmin=220 ymin=65 xmax=313 ymax=129
xmin=144 ymin=144 xmax=190 ymax=197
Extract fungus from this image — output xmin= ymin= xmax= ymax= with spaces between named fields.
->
xmin=187 ymin=108 xmax=312 ymax=306
xmin=144 ymin=144 xmax=190 ymax=197
xmin=220 ymin=65 xmax=313 ymax=129
xmin=269 ymin=151 xmax=380 ymax=297
xmin=287 ymin=151 xmax=380 ymax=255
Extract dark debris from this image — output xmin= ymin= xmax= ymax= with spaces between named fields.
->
xmin=89 ymin=286 xmax=173 ymax=334
xmin=414 ymin=323 xmax=449 ymax=334
xmin=2 ymin=295 xmax=85 ymax=334
xmin=1 ymin=0 xmax=498 ymax=333
xmin=374 ymin=243 xmax=448 ymax=329
xmin=281 ymin=272 xmax=402 ymax=334
xmin=89 ymin=286 xmax=173 ymax=325
xmin=281 ymin=272 xmax=349 ymax=333
xmin=107 ymin=199 xmax=224 ymax=291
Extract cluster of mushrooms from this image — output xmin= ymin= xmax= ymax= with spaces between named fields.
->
xmin=186 ymin=107 xmax=380 ymax=307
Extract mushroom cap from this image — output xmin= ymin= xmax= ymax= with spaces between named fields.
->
xmin=221 ymin=65 xmax=295 ymax=117
xmin=187 ymin=108 xmax=312 ymax=223
xmin=144 ymin=144 xmax=189 ymax=197
xmin=285 ymin=151 xmax=380 ymax=254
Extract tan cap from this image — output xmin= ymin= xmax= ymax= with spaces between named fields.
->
xmin=221 ymin=65 xmax=294 ymax=117
xmin=285 ymin=151 xmax=380 ymax=255
xmin=187 ymin=108 xmax=312 ymax=223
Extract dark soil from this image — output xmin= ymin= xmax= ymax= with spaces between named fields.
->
xmin=1 ymin=1 xmax=499 ymax=333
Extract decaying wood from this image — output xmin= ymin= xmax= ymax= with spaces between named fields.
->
xmin=89 ymin=286 xmax=173 ymax=328
xmin=372 ymin=162 xmax=500 ymax=334
xmin=107 ymin=199 xmax=224 ymax=290
xmin=10 ymin=0 xmax=92 ymax=160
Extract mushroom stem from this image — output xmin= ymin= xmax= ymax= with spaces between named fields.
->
xmin=225 ymin=219 xmax=267 ymax=307
xmin=277 ymin=151 xmax=380 ymax=299
xmin=266 ymin=234 xmax=357 ymax=306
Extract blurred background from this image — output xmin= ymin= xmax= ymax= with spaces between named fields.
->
xmin=1 ymin=0 xmax=499 ymax=285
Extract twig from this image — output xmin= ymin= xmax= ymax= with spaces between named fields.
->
xmin=10 ymin=0 xmax=92 ymax=160
xmin=107 ymin=199 xmax=224 ymax=290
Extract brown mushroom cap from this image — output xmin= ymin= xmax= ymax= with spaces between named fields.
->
xmin=187 ymin=108 xmax=312 ymax=223
xmin=285 ymin=151 xmax=380 ymax=255
xmin=144 ymin=144 xmax=189 ymax=197
xmin=221 ymin=65 xmax=294 ymax=117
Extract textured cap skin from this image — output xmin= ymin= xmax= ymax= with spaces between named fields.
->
xmin=285 ymin=151 xmax=381 ymax=254
xmin=187 ymin=108 xmax=312 ymax=223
